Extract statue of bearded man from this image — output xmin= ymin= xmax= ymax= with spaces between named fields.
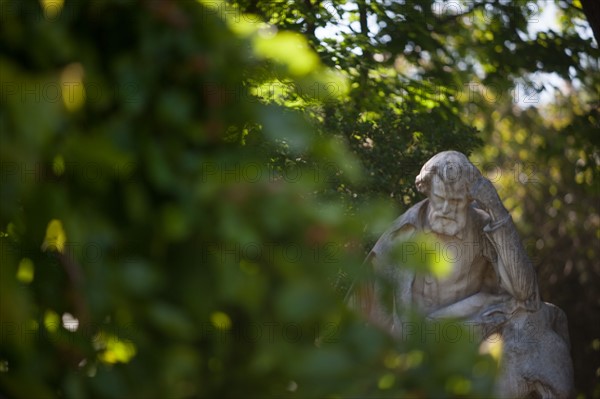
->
xmin=349 ymin=151 xmax=574 ymax=398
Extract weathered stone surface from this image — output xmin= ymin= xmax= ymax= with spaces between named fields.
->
xmin=350 ymin=151 xmax=574 ymax=398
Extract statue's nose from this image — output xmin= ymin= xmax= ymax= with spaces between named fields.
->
xmin=442 ymin=201 xmax=451 ymax=214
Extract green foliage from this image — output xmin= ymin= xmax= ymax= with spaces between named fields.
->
xmin=0 ymin=0 xmax=499 ymax=398
xmin=1 ymin=0 xmax=598 ymax=397
xmin=231 ymin=1 xmax=599 ymax=396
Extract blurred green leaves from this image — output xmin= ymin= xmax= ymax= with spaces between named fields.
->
xmin=390 ymin=233 xmax=452 ymax=278
xmin=10 ymin=0 xmax=599 ymax=397
xmin=253 ymin=31 xmax=320 ymax=76
xmin=0 ymin=1 xmax=389 ymax=397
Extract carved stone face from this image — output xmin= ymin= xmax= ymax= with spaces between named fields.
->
xmin=427 ymin=174 xmax=469 ymax=237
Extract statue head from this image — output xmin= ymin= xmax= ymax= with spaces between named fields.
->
xmin=415 ymin=151 xmax=481 ymax=237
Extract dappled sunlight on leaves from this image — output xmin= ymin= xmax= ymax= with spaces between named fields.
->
xmin=16 ymin=258 xmax=34 ymax=284
xmin=479 ymin=333 xmax=503 ymax=363
xmin=41 ymin=219 xmax=66 ymax=253
xmin=95 ymin=333 xmax=137 ymax=364
xmin=254 ymin=32 xmax=320 ymax=76
xmin=40 ymin=0 xmax=64 ymax=20
xmin=60 ymin=63 xmax=85 ymax=112
xmin=391 ymin=233 xmax=452 ymax=278
xmin=44 ymin=310 xmax=60 ymax=333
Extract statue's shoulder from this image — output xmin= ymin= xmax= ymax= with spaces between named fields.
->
xmin=388 ymin=199 xmax=428 ymax=232
xmin=370 ymin=199 xmax=427 ymax=256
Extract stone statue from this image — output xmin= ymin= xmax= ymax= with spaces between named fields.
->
xmin=349 ymin=151 xmax=574 ymax=398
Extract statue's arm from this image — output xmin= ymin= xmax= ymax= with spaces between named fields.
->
xmin=470 ymin=178 xmax=540 ymax=309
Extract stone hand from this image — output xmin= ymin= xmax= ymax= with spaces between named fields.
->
xmin=469 ymin=177 xmax=507 ymax=218
xmin=474 ymin=300 xmax=518 ymax=328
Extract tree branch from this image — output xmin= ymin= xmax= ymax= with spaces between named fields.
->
xmin=357 ymin=0 xmax=371 ymax=98
xmin=580 ymin=0 xmax=600 ymax=45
